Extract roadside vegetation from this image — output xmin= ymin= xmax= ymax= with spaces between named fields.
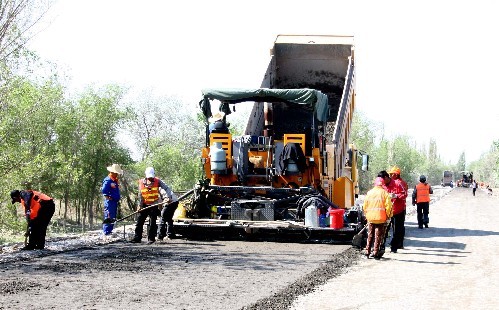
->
xmin=1 ymin=0 xmax=498 ymax=243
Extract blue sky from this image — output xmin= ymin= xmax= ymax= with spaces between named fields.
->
xmin=28 ymin=0 xmax=499 ymax=164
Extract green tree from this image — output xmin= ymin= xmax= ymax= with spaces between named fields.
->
xmin=456 ymin=152 xmax=466 ymax=172
xmin=350 ymin=112 xmax=381 ymax=193
xmin=389 ymin=136 xmax=425 ymax=188
xmin=71 ymin=85 xmax=132 ymax=227
xmin=0 ymin=0 xmax=54 ymax=77
xmin=0 ymin=76 xmax=64 ymax=234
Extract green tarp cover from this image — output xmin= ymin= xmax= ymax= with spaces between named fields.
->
xmin=200 ymin=88 xmax=329 ymax=122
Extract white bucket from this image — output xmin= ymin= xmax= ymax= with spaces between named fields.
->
xmin=305 ymin=205 xmax=319 ymax=227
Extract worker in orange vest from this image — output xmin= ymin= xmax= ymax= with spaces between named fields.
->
xmin=131 ymin=167 xmax=178 ymax=244
xmin=10 ymin=189 xmax=55 ymax=250
xmin=362 ymin=177 xmax=393 ymax=260
xmin=412 ymin=175 xmax=433 ymax=229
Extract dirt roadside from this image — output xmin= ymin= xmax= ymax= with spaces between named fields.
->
xmin=290 ymin=187 xmax=499 ymax=309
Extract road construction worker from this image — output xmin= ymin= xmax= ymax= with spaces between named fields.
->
xmin=131 ymin=167 xmax=178 ymax=243
xmin=362 ymin=177 xmax=393 ymax=260
xmin=10 ymin=189 xmax=55 ymax=250
xmin=376 ymin=170 xmax=398 ymax=255
xmin=387 ymin=166 xmax=408 ymax=253
xmin=472 ymin=180 xmax=478 ymax=196
xmin=157 ymin=175 xmax=179 ymax=241
xmin=101 ymin=163 xmax=123 ymax=235
xmin=412 ymin=175 xmax=433 ymax=229
xmin=208 ymin=111 xmax=229 ymax=134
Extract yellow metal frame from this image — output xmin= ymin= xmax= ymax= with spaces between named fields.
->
xmin=284 ymin=134 xmax=305 ymax=153
xmin=210 ymin=133 xmax=232 ymax=167
xmin=333 ymin=176 xmax=354 ymax=209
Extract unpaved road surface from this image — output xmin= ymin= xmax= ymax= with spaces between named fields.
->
xmin=1 ymin=186 xmax=497 ymax=309
xmin=0 ymin=230 xmax=354 ymax=309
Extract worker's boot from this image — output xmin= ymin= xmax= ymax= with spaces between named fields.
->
xmin=166 ymin=222 xmax=175 ymax=239
xmin=157 ymin=224 xmax=166 ymax=240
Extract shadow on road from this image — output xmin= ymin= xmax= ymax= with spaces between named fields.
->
xmin=405 ymin=238 xmax=467 ymax=250
xmin=405 ymin=221 xmax=499 ymax=238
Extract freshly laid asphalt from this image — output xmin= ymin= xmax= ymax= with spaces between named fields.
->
xmin=290 ymin=187 xmax=499 ymax=310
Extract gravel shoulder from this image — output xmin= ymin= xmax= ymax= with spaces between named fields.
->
xmin=291 ymin=187 xmax=499 ymax=309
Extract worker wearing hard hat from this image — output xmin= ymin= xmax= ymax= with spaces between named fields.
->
xmin=101 ymin=163 xmax=123 ymax=236
xmin=412 ymin=175 xmax=433 ymax=229
xmin=362 ymin=177 xmax=393 ymax=260
xmin=131 ymin=167 xmax=178 ymax=243
xmin=387 ymin=166 xmax=408 ymax=253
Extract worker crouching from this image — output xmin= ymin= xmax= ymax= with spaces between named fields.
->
xmin=11 ymin=189 xmax=55 ymax=250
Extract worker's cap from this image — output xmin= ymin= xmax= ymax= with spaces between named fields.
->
xmin=10 ymin=190 xmax=20 ymax=204
xmin=209 ymin=111 xmax=225 ymax=123
xmin=388 ymin=166 xmax=401 ymax=175
xmin=145 ymin=167 xmax=155 ymax=178
xmin=374 ymin=177 xmax=384 ymax=186
xmin=106 ymin=163 xmax=123 ymax=174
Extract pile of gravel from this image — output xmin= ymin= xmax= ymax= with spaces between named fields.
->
xmin=242 ymin=247 xmax=361 ymax=310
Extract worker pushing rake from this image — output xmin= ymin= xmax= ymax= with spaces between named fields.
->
xmin=103 ymin=167 xmax=194 ymax=244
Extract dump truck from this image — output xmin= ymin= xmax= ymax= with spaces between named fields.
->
xmin=441 ymin=170 xmax=454 ymax=187
xmin=174 ymin=35 xmax=368 ymax=242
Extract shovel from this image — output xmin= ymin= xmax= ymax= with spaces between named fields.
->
xmin=103 ymin=188 xmax=195 ymax=230
xmin=103 ymin=200 xmax=166 ymax=225
xmin=352 ymin=223 xmax=368 ymax=248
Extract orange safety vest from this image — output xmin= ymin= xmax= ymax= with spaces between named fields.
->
xmin=22 ymin=190 xmax=52 ymax=220
xmin=139 ymin=178 xmax=160 ymax=205
xmin=362 ymin=186 xmax=393 ymax=224
xmin=415 ymin=183 xmax=431 ymax=203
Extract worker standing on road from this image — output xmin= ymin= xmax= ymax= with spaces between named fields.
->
xmin=387 ymin=166 xmax=408 ymax=253
xmin=156 ymin=173 xmax=179 ymax=241
xmin=412 ymin=175 xmax=433 ymax=229
xmin=377 ymin=170 xmax=398 ymax=254
xmin=131 ymin=167 xmax=175 ymax=244
xmin=10 ymin=189 xmax=55 ymax=250
xmin=362 ymin=177 xmax=393 ymax=260
xmin=101 ymin=163 xmax=123 ymax=236
xmin=471 ymin=180 xmax=478 ymax=196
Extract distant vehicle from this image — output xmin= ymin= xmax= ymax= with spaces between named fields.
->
xmin=458 ymin=171 xmax=473 ymax=188
xmin=441 ymin=170 xmax=453 ymax=187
